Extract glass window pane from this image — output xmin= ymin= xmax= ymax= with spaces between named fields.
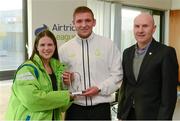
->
xmin=121 ymin=9 xmax=141 ymax=52
xmin=0 ymin=0 xmax=25 ymax=71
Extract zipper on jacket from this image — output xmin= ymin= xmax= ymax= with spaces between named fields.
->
xmin=86 ymin=40 xmax=92 ymax=105
xmin=82 ymin=40 xmax=88 ymax=105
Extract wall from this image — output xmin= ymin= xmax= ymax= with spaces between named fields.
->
xmin=171 ymin=0 xmax=180 ymax=10
xmin=169 ymin=10 xmax=180 ymax=82
xmin=105 ymin=0 xmax=171 ymax=10
xmin=170 ymin=1 xmax=180 ymax=81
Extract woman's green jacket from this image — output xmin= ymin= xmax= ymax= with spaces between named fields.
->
xmin=5 ymin=54 xmax=71 ymax=120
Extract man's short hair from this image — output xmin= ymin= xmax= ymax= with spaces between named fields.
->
xmin=73 ymin=6 xmax=94 ymax=20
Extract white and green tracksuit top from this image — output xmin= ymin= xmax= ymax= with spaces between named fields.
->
xmin=58 ymin=32 xmax=123 ymax=106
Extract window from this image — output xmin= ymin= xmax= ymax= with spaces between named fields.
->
xmin=88 ymin=1 xmax=164 ymax=53
xmin=0 ymin=0 xmax=26 ymax=80
xmin=121 ymin=8 xmax=141 ymax=52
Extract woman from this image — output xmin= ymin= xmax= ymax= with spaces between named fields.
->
xmin=5 ymin=25 xmax=73 ymax=120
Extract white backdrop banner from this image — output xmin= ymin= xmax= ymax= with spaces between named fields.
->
xmin=28 ymin=0 xmax=86 ymax=56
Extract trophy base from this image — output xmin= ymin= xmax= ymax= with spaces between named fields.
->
xmin=71 ymin=91 xmax=83 ymax=96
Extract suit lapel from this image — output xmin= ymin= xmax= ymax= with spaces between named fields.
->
xmin=127 ymin=46 xmax=137 ymax=83
xmin=137 ymin=39 xmax=157 ymax=82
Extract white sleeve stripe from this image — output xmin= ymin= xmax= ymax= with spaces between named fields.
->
xmin=16 ymin=72 xmax=36 ymax=80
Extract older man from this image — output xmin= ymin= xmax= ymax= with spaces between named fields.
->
xmin=117 ymin=13 xmax=179 ymax=120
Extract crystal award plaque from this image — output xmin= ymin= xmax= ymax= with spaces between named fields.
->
xmin=70 ymin=72 xmax=83 ymax=96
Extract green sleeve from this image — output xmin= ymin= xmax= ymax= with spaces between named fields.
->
xmin=13 ymin=67 xmax=71 ymax=112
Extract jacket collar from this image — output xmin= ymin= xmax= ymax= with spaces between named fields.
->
xmin=32 ymin=54 xmax=56 ymax=71
xmin=75 ymin=32 xmax=95 ymax=42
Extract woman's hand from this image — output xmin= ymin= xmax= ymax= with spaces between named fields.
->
xmin=62 ymin=71 xmax=74 ymax=85
xmin=70 ymin=93 xmax=76 ymax=101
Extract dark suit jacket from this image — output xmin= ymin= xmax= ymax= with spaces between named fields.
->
xmin=117 ymin=39 xmax=179 ymax=120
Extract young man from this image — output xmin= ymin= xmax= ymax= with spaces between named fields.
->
xmin=117 ymin=13 xmax=179 ymax=120
xmin=59 ymin=6 xmax=123 ymax=120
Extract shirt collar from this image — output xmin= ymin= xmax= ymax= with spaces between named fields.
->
xmin=135 ymin=40 xmax=152 ymax=55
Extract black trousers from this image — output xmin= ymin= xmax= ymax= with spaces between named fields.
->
xmin=126 ymin=107 xmax=136 ymax=120
xmin=65 ymin=103 xmax=111 ymax=120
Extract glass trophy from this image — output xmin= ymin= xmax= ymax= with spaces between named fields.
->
xmin=70 ymin=72 xmax=84 ymax=96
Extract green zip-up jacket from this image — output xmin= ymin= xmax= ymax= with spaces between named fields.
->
xmin=5 ymin=54 xmax=71 ymax=120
